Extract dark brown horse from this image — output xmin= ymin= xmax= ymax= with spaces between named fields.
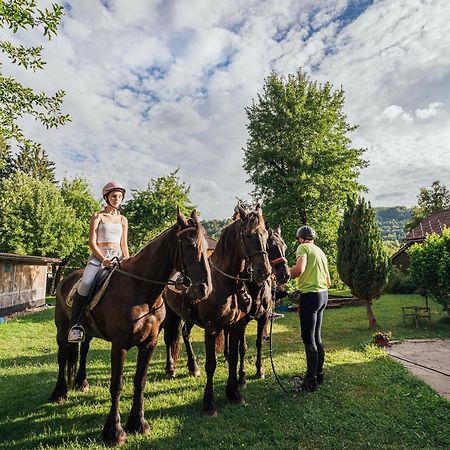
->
xmin=163 ymin=205 xmax=271 ymax=416
xmin=165 ymin=225 xmax=290 ymax=383
xmin=50 ymin=209 xmax=211 ymax=446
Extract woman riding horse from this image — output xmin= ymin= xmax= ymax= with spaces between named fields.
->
xmin=51 ymin=209 xmax=212 ymax=446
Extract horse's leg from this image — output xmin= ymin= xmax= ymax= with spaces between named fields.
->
xmin=50 ymin=321 xmax=78 ymax=403
xmin=164 ymin=307 xmax=181 ymax=379
xmin=182 ymin=321 xmax=200 ymax=377
xmin=238 ymin=322 xmax=248 ymax=388
xmin=202 ymin=327 xmax=218 ymax=417
xmin=226 ymin=321 xmax=246 ymax=404
xmin=102 ymin=343 xmax=127 ymax=446
xmin=75 ymin=335 xmax=93 ymax=391
xmin=223 ymin=329 xmax=229 ymax=361
xmin=125 ymin=340 xmax=156 ymax=435
xmin=255 ymin=314 xmax=267 ymax=379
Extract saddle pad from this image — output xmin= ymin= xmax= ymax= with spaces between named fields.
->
xmin=66 ymin=270 xmax=115 ymax=310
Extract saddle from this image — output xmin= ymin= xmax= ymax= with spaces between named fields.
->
xmin=66 ymin=267 xmax=116 ymax=310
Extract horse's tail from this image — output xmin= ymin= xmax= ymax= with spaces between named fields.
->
xmin=215 ymin=330 xmax=225 ymax=352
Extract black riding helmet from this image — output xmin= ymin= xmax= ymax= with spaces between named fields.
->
xmin=296 ymin=225 xmax=316 ymax=240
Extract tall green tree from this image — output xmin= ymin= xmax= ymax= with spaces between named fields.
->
xmin=0 ymin=171 xmax=77 ymax=258
xmin=0 ymin=1 xmax=70 ymax=151
xmin=337 ymin=197 xmax=390 ymax=329
xmin=122 ymin=169 xmax=195 ymax=253
xmin=243 ymin=70 xmax=367 ymax=276
xmin=0 ymin=134 xmax=14 ymax=179
xmin=406 ymin=180 xmax=450 ymax=230
xmin=409 ymin=229 xmax=450 ymax=317
xmin=11 ymin=140 xmax=56 ymax=182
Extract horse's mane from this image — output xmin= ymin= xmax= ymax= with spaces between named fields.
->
xmin=130 ymin=219 xmax=206 ymax=261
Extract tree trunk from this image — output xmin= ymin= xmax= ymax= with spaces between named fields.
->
xmin=364 ymin=299 xmax=379 ymax=329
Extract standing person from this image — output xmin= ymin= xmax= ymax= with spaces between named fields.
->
xmin=290 ymin=225 xmax=331 ymax=391
xmin=68 ymin=181 xmax=129 ymax=343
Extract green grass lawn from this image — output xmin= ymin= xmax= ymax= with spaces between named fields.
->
xmin=0 ymin=294 xmax=449 ymax=449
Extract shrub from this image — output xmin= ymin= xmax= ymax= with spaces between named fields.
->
xmin=386 ymin=267 xmax=417 ymax=294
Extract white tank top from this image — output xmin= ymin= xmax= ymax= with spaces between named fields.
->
xmin=97 ymin=220 xmax=123 ymax=244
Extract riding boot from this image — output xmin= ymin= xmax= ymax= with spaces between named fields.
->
xmin=68 ymin=292 xmax=88 ymax=343
xmin=301 ymin=344 xmax=318 ymax=392
xmin=317 ymin=343 xmax=325 ymax=385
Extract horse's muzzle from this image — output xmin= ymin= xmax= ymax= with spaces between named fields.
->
xmin=190 ymin=282 xmax=210 ymax=300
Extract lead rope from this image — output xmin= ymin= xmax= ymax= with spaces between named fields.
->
xmin=268 ymin=289 xmax=291 ymax=394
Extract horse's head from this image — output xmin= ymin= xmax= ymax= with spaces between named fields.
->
xmin=267 ymin=224 xmax=290 ymax=284
xmin=175 ymin=208 xmax=212 ymax=301
xmin=236 ymin=204 xmax=271 ymax=284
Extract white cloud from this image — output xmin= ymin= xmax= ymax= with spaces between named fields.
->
xmin=416 ymin=102 xmax=443 ymax=119
xmin=378 ymin=105 xmax=413 ymax=123
xmin=2 ymin=0 xmax=450 ymax=218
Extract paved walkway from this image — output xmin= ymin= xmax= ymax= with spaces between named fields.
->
xmin=388 ymin=339 xmax=450 ymax=400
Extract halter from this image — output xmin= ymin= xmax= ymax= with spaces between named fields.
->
xmin=270 ymin=256 xmax=288 ymax=266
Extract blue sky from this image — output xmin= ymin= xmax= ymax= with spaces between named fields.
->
xmin=2 ymin=0 xmax=449 ymax=218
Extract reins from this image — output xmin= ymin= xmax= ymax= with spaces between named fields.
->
xmin=109 ymin=226 xmax=198 ymax=287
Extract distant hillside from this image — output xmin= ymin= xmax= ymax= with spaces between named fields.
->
xmin=375 ymin=206 xmax=412 ymax=241
xmin=204 ymin=207 xmax=411 ymax=242
xmin=202 ymin=218 xmax=232 ymax=240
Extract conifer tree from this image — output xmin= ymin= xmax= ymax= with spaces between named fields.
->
xmin=337 ymin=197 xmax=390 ymax=329
xmin=12 ymin=141 xmax=56 ymax=182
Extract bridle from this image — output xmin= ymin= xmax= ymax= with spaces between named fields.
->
xmin=210 ymin=219 xmax=268 ymax=283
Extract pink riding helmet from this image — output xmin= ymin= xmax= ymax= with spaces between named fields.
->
xmin=102 ymin=181 xmax=126 ymax=199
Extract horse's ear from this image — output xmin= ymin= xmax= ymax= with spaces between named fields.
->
xmin=177 ymin=206 xmax=188 ymax=227
xmin=237 ymin=205 xmax=247 ymax=220
xmin=190 ymin=209 xmax=199 ymax=222
xmin=255 ymin=204 xmax=263 ymax=217
xmin=264 ymin=219 xmax=270 ymax=230
xmin=275 ymin=224 xmax=281 ymax=235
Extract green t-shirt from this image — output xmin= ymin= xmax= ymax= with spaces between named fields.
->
xmin=295 ymin=243 xmax=329 ymax=293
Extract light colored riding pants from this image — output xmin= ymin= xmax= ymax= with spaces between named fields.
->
xmin=77 ymin=248 xmax=122 ymax=296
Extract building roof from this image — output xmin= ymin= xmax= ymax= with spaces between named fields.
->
xmin=0 ymin=252 xmax=61 ymax=265
xmin=206 ymin=236 xmax=217 ymax=250
xmin=405 ymin=209 xmax=450 ymax=241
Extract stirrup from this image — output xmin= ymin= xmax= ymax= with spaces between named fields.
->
xmin=68 ymin=325 xmax=85 ymax=343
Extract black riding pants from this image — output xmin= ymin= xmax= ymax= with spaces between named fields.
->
xmin=299 ymin=291 xmax=328 ymax=375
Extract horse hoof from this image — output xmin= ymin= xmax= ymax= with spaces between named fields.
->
xmin=125 ymin=420 xmax=151 ymax=435
xmin=102 ymin=428 xmax=127 ymax=447
xmin=75 ymin=380 xmax=90 ymax=392
xmin=189 ymin=369 xmax=201 ymax=377
xmin=165 ymin=372 xmax=176 ymax=380
xmin=202 ymin=409 xmax=218 ymax=418
xmin=49 ymin=389 xmax=67 ymax=404
xmin=230 ymin=397 xmax=246 ymax=405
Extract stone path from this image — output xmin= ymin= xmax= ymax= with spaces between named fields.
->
xmin=388 ymin=339 xmax=450 ymax=400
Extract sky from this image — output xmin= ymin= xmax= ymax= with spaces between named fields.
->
xmin=1 ymin=0 xmax=450 ymax=219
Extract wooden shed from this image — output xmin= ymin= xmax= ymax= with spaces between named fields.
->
xmin=0 ymin=253 xmax=61 ymax=316
xmin=392 ymin=209 xmax=450 ymax=273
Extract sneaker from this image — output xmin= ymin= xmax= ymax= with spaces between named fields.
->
xmin=268 ymin=312 xmax=285 ymax=320
xmin=68 ymin=325 xmax=85 ymax=343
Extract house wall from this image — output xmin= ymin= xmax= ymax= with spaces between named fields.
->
xmin=392 ymin=251 xmax=411 ymax=274
xmin=0 ymin=262 xmax=47 ymax=315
